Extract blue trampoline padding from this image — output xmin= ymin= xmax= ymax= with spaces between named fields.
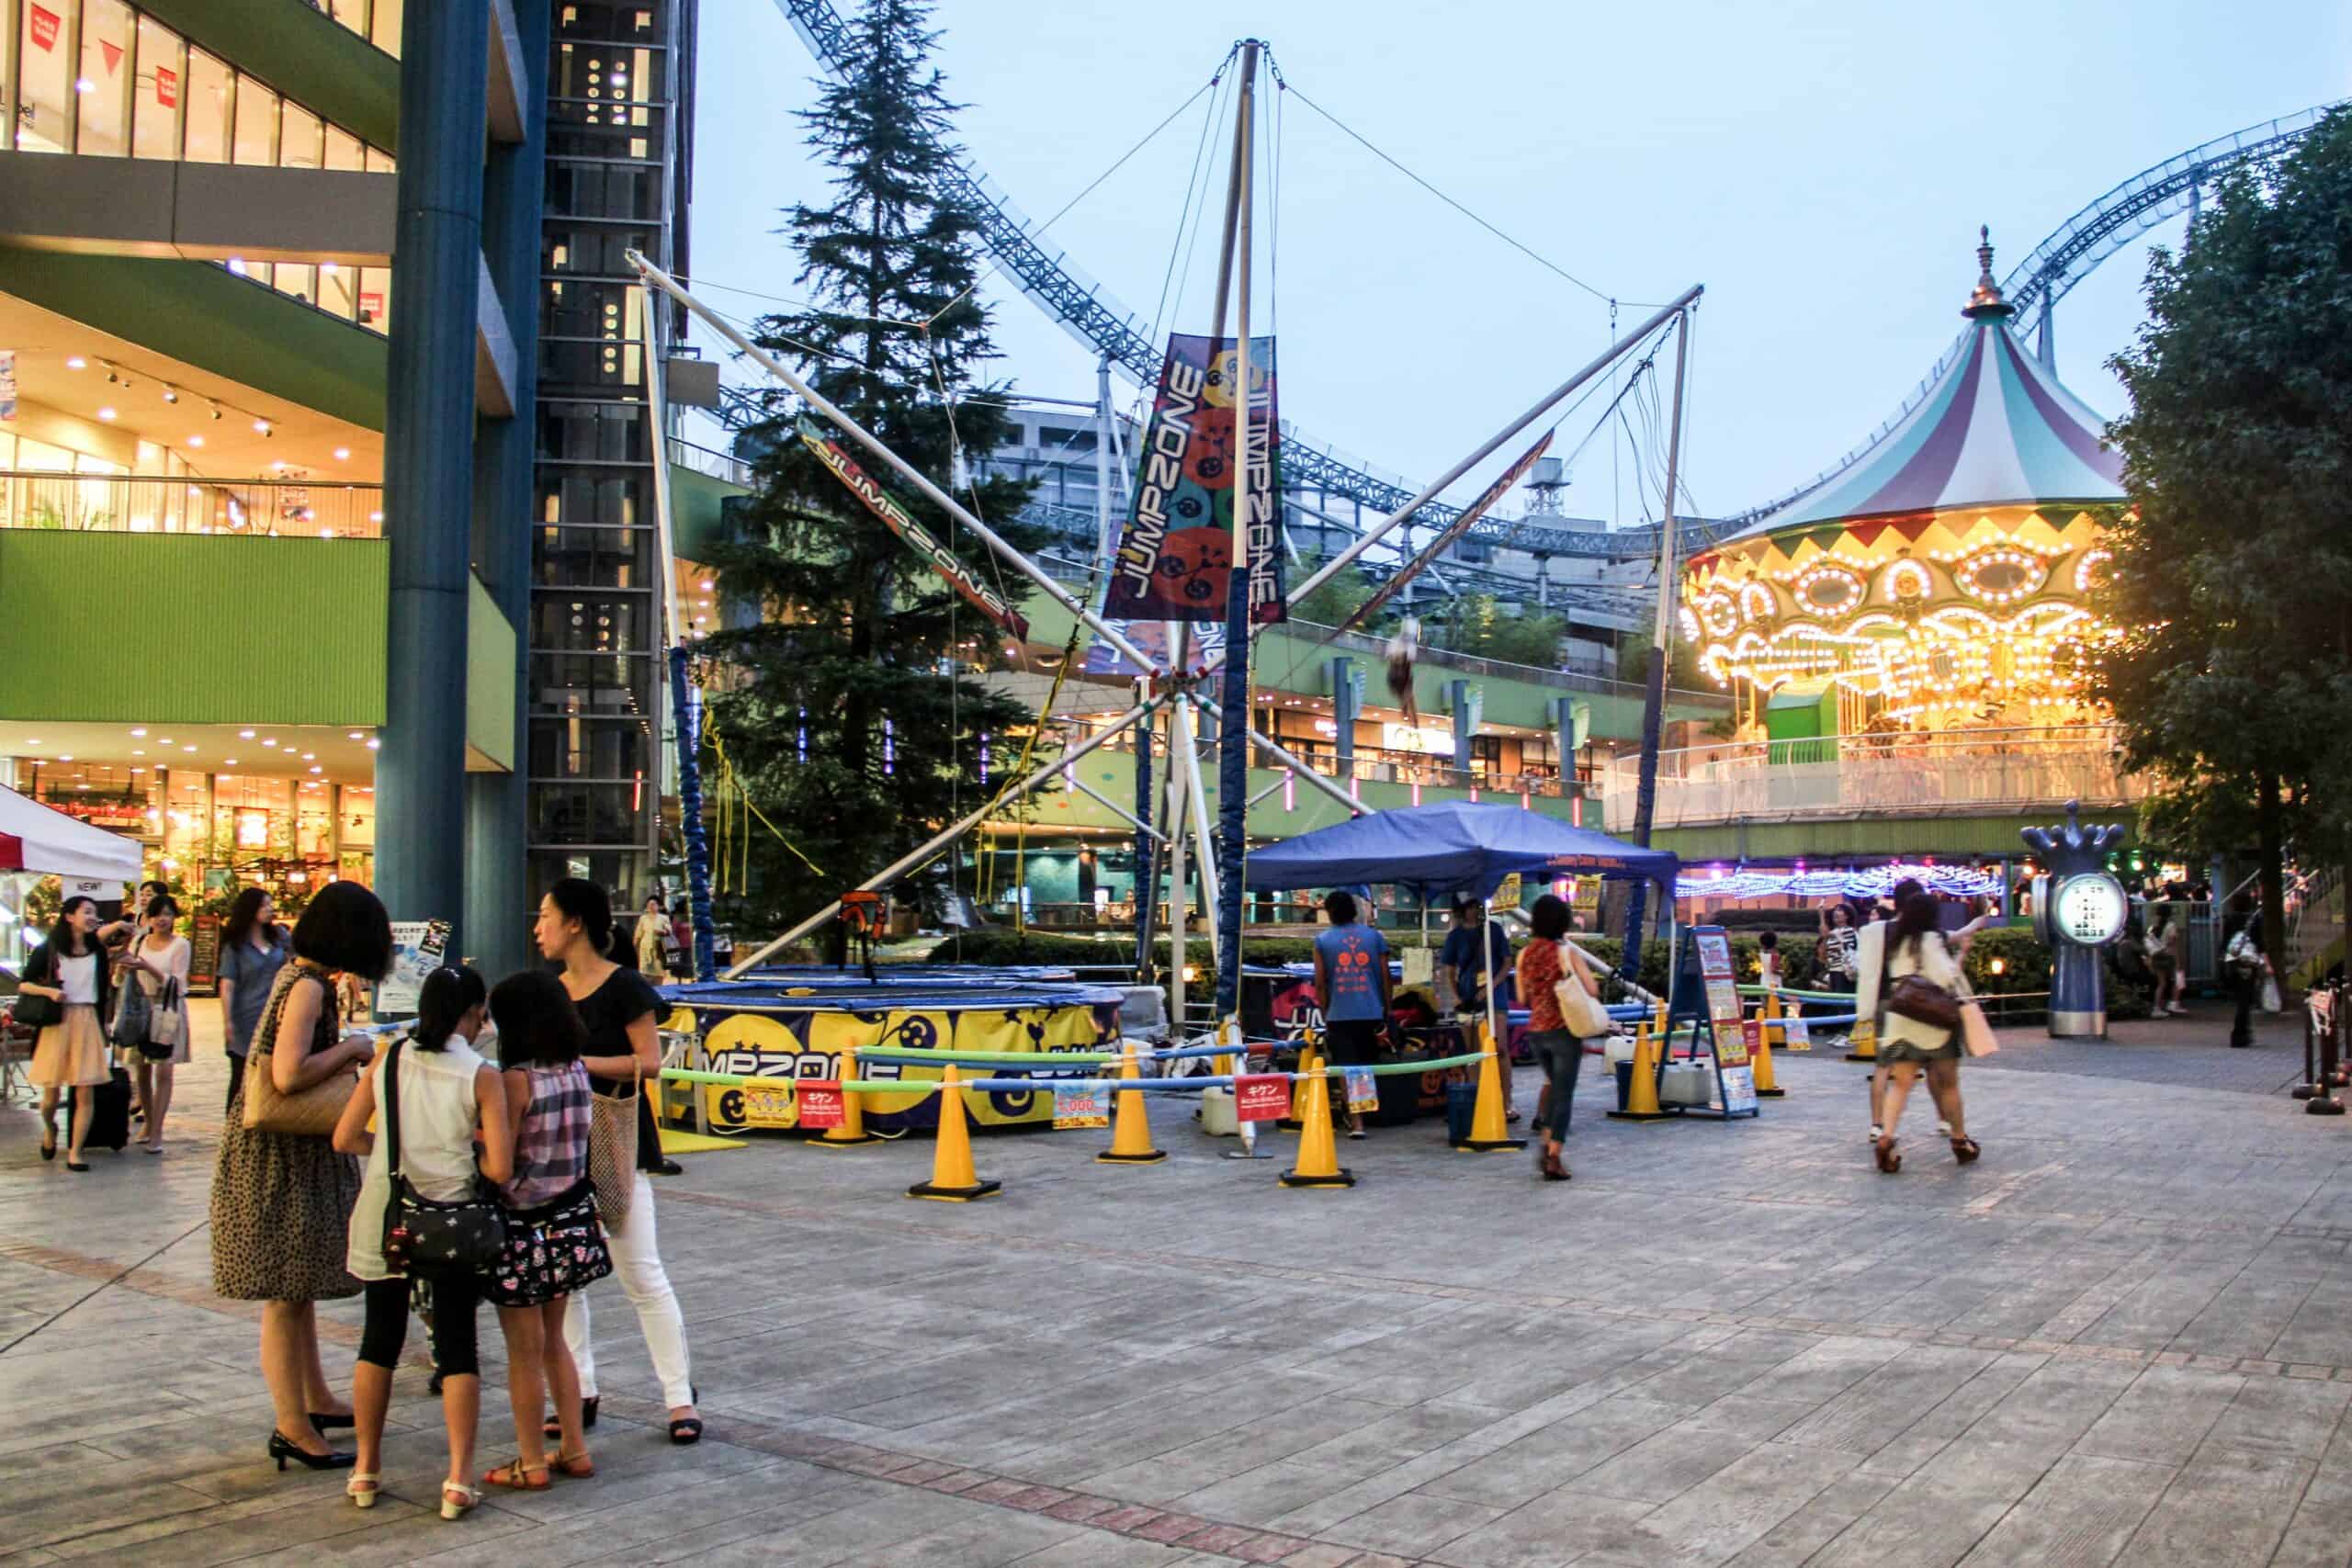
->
xmin=741 ymin=964 xmax=1083 ymax=984
xmin=658 ymin=978 xmax=1127 ymax=1013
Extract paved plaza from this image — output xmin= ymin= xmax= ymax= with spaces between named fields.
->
xmin=6 ymin=1001 xmax=2352 ymax=1568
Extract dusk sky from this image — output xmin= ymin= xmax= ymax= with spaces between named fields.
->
xmin=684 ymin=0 xmax=2350 ymax=525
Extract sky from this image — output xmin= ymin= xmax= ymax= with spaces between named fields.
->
xmin=683 ymin=0 xmax=2350 ymax=525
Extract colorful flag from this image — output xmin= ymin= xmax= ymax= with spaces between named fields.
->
xmin=1105 ymin=333 xmax=1283 ymax=625
xmin=797 ymin=416 xmax=1030 ymax=642
xmin=1334 ymin=432 xmax=1553 ymax=637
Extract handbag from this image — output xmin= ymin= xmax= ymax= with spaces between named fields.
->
xmin=1552 ymin=942 xmax=1612 ymax=1038
xmin=1882 ymin=934 xmax=1962 ymax=1032
xmin=587 ymin=1056 xmax=641 ymax=1231
xmin=242 ymin=968 xmax=357 ymax=1135
xmin=108 ymin=961 xmax=152 ymax=1049
xmin=1959 ymin=999 xmax=1999 ymax=1057
xmin=148 ymin=976 xmax=185 ymax=1048
xmin=379 ymin=1039 xmax=507 ymax=1274
xmin=11 ymin=947 xmax=62 ymax=1031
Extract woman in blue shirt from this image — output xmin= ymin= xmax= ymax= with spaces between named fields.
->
xmin=216 ymin=888 xmax=291 ymax=1115
xmin=1312 ymin=889 xmax=1392 ymax=1140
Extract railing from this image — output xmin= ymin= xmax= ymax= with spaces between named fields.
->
xmin=1072 ymin=725 xmax=1583 ymax=803
xmin=2288 ymin=868 xmax=2346 ymax=982
xmin=667 ymin=437 xmax=753 ymax=489
xmin=0 ymin=471 xmax=383 ymax=539
xmin=1599 ymin=725 xmax=2149 ymax=829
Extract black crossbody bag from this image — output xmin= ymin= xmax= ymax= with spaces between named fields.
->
xmin=379 ymin=1039 xmax=507 ymax=1274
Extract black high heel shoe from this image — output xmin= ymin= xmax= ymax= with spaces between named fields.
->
xmin=308 ymin=1411 xmax=355 ymax=1431
xmin=268 ymin=1430 xmax=356 ymax=1471
xmin=40 ymin=1108 xmax=57 ymax=1161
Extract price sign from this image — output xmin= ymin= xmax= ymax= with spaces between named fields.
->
xmin=1783 ymin=1015 xmax=1811 ymax=1052
xmin=1713 ymin=1019 xmax=1750 ymax=1069
xmin=1053 ymin=1084 xmax=1107 ymax=1130
xmin=1235 ymin=1074 xmax=1290 ymax=1122
xmin=794 ymin=1080 xmax=844 ymax=1129
xmin=1342 ymin=1066 xmax=1378 ymax=1113
xmin=1720 ymin=1066 xmax=1758 ymax=1113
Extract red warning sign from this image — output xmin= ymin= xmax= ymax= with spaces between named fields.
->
xmin=1235 ymin=1074 xmax=1290 ymax=1122
xmin=796 ymin=1080 xmax=844 ymax=1130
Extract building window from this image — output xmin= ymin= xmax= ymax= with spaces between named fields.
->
xmin=231 ymin=72 xmax=277 ymax=164
xmin=130 ymin=12 xmax=180 ymax=159
xmin=182 ymin=45 xmax=232 ymax=162
xmin=278 ymin=98 xmax=322 ymax=169
xmin=73 ymin=0 xmax=132 ymax=155
xmin=17 ymin=0 xmax=73 ymax=152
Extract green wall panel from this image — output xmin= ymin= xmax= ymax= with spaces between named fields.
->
xmin=672 ymin=466 xmax=749 ymax=563
xmin=467 ymin=573 xmax=516 ymax=772
xmin=135 ymin=0 xmax=401 ymax=152
xmin=1 ymin=247 xmax=387 ymax=430
xmin=0 ymin=534 xmax=387 ymax=724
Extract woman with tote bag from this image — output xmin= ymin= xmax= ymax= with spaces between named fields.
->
xmin=1515 ymin=895 xmax=1607 ymax=1183
xmin=1868 ymin=892 xmax=1981 ymax=1174
xmin=115 ymin=894 xmax=191 ymax=1154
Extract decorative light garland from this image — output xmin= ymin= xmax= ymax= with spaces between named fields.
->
xmin=1953 ymin=546 xmax=2050 ymax=605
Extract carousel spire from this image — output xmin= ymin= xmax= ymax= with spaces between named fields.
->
xmin=1963 ymin=224 xmax=2014 ymax=320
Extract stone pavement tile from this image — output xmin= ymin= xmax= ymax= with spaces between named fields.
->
xmin=2163 ymin=1269 xmax=2321 ymax=1361
xmin=1176 ymin=1461 xmax=1360 ymax=1528
xmin=1717 ymin=1496 xmax=1862 ymax=1568
xmin=827 ymin=1504 xmax=1081 ymax=1566
xmin=2114 ymin=1444 xmax=2311 ymax=1566
xmin=1950 ymin=1356 xmax=2140 ymax=1461
xmin=1596 ymin=1440 xmax=1860 ymax=1567
xmin=6 ymin=1478 xmax=229 ymax=1555
xmin=49 ymin=1491 xmax=437 ymax=1566
xmin=1009 ymin=1536 xmax=1221 ymax=1568
xmin=1677 ymin=1393 xmax=1824 ymax=1443
xmin=1951 ymin=1451 xmax=2172 ymax=1568
xmin=1278 ymin=1405 xmax=1504 ymax=1484
xmin=1410 ymin=1397 xmax=1687 ymax=1507
xmin=1569 ymin=1420 xmax=1761 ymax=1506
xmin=2197 ymin=1368 xmax=2352 ymax=1461
xmin=2267 ymin=1474 xmax=2352 ymax=1568
xmin=2070 ymin=1364 xmax=2245 ymax=1466
xmin=1262 ymin=1450 xmax=1478 ymax=1537
xmin=1771 ymin=1343 xmax=1996 ymax=1456
xmin=1316 ymin=1490 xmax=1504 ymax=1559
xmin=1423 ymin=1488 xmax=1659 ymax=1568
xmin=1802 ymin=1441 xmax=2050 ymax=1568
xmin=606 ymin=1488 xmax=986 ymax=1567
xmin=1731 ymin=1336 xmax=1910 ymax=1409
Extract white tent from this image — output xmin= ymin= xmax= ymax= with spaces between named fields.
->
xmin=0 ymin=783 xmax=144 ymax=883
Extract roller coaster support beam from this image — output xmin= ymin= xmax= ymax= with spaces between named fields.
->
xmin=1250 ymin=726 xmax=1363 ymax=818
xmin=1253 ymin=284 xmax=1704 ymax=654
xmin=625 ymin=250 xmax=1165 ymax=681
xmin=725 ymin=695 xmax=1165 ymax=975
xmin=1215 ymin=40 xmax=1262 ymax=1023
xmin=1619 ymin=308 xmax=1691 ymax=975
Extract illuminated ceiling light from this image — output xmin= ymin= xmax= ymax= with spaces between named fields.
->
xmin=96 ymin=406 xmax=117 ymax=421
xmin=262 ymin=738 xmax=277 ymax=747
xmin=347 ymin=731 xmax=365 ymax=739
xmin=227 ymin=257 xmax=248 ymax=276
xmin=209 ymin=402 xmax=223 ymax=421
xmin=65 ymin=355 xmax=85 ymax=370
xmin=131 ymin=750 xmax=144 ymax=757
xmin=58 ymin=755 xmax=72 ymax=761
xmin=302 ymin=752 xmax=316 ymax=761
xmin=74 ymin=77 xmax=96 ymax=93
xmin=254 ymin=419 xmax=272 ymax=436
xmin=333 ymin=446 xmax=351 ymax=460
xmin=130 ymin=728 xmax=146 ymax=737
xmin=223 ymin=759 xmax=237 ymax=765
xmin=187 ymin=434 xmax=204 ymax=448
xmin=162 ymin=386 xmax=178 ymax=404
xmin=369 ymin=510 xmax=384 ymax=523
xmin=156 ymin=737 xmax=172 ymax=745
xmin=309 ymin=766 xmax=322 ymax=774
xmin=184 ymin=745 xmax=197 ymax=752
xmin=239 ymin=728 xmax=254 ymax=739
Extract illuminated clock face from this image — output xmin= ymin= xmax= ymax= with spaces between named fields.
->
xmin=2052 ymin=874 xmax=2129 ymax=945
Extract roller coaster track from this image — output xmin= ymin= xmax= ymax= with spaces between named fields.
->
xmin=771 ymin=3 xmax=2335 ymax=560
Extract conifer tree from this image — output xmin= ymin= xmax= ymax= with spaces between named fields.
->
xmin=702 ymin=0 xmax=1044 ymax=932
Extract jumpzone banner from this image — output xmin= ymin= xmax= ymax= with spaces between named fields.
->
xmin=1105 ymin=333 xmax=1284 ymax=626
xmin=797 ymin=416 xmax=1030 ymax=642
xmin=1332 ymin=431 xmax=1554 ymax=639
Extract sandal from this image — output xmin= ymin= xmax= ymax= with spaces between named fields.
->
xmin=552 ymin=1450 xmax=595 ymax=1479
xmin=483 ymin=1458 xmax=551 ymax=1491
xmin=345 ymin=1472 xmax=380 ymax=1509
xmin=1874 ymin=1135 xmax=1902 ymax=1174
xmin=1951 ymin=1135 xmax=1982 ymax=1165
xmin=1540 ymin=1152 xmax=1570 ymax=1182
xmin=440 ymin=1481 xmax=482 ymax=1521
xmin=543 ymin=1394 xmax=599 ymax=1440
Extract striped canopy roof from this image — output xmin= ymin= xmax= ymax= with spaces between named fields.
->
xmin=1726 ymin=239 xmax=2126 ymax=542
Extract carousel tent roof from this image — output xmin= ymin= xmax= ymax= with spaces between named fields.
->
xmin=1722 ymin=232 xmax=2125 ymax=544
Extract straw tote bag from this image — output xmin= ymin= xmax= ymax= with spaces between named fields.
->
xmin=242 ymin=968 xmax=356 ymax=1136
xmin=1553 ymin=942 xmax=1613 ymax=1039
xmin=587 ymin=1056 xmax=640 ymax=1231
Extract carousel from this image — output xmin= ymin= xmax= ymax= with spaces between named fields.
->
xmin=1685 ymin=231 xmax=2127 ymax=742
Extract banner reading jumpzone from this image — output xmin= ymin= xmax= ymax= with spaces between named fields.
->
xmin=1106 ymin=333 xmax=1283 ymax=625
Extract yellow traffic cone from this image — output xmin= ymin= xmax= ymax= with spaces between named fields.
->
xmin=1281 ymin=1032 xmax=1315 ymax=1131
xmin=815 ymin=1042 xmax=884 ymax=1145
xmin=1099 ymin=1043 xmax=1168 ymax=1164
xmin=1751 ymin=1004 xmax=1782 ymax=1098
xmin=907 ymin=1064 xmax=1001 ymax=1201
xmin=1280 ymin=1055 xmax=1354 ymax=1188
xmin=1609 ymin=1029 xmax=1675 ymax=1120
xmin=1453 ymin=1019 xmax=1528 ymax=1151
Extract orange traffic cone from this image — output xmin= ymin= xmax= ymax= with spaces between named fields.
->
xmin=1099 ymin=1043 xmax=1167 ymax=1164
xmin=1752 ymin=998 xmax=1783 ymax=1097
xmin=1608 ymin=1029 xmax=1675 ymax=1120
xmin=815 ymin=1042 xmax=884 ymax=1145
xmin=907 ymin=1064 xmax=1001 ymax=1201
xmin=1280 ymin=1055 xmax=1354 ymax=1189
xmin=1453 ymin=1019 xmax=1528 ymax=1152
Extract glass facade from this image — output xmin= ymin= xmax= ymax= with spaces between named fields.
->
xmin=529 ymin=2 xmax=678 ymax=905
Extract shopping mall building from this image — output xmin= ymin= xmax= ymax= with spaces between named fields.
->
xmin=0 ymin=0 xmax=727 ymax=976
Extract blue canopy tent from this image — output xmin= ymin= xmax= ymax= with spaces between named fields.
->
xmin=1242 ymin=802 xmax=1679 ymax=1053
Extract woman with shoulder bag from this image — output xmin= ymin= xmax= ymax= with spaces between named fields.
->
xmin=334 ymin=965 xmax=513 ymax=1521
xmin=209 ymin=880 xmax=394 ymax=1472
xmin=1868 ymin=892 xmax=1979 ymax=1174
xmin=20 ymin=896 xmax=118 ymax=1171
xmin=1515 ymin=894 xmax=1604 ymax=1183
xmin=540 ymin=879 xmax=703 ymax=1445
xmin=483 ymin=969 xmax=613 ymax=1492
xmin=218 ymin=888 xmax=292 ymax=1116
xmin=115 ymin=894 xmax=191 ymax=1154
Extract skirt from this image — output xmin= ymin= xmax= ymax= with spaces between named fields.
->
xmin=209 ymin=1066 xmax=364 ymax=1303
xmin=30 ymin=1006 xmax=109 ymax=1088
xmin=491 ymin=1179 xmax=613 ymax=1309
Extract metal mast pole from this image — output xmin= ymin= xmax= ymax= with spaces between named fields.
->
xmin=1215 ymin=39 xmax=1261 ymax=1024
xmin=1164 ymin=704 xmax=1193 ymax=1035
xmin=1094 ymin=353 xmax=1116 ymax=607
xmin=1620 ymin=310 xmax=1690 ymax=973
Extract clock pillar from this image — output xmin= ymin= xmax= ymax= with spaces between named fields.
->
xmin=2023 ymin=801 xmax=2130 ymax=1040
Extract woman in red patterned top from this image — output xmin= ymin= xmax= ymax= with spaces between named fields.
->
xmin=1516 ymin=895 xmax=1600 ymax=1181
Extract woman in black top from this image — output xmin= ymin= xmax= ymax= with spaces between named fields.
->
xmin=537 ymin=879 xmax=701 ymax=1444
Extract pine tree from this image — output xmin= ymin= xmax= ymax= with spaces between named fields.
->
xmin=701 ymin=0 xmax=1045 ymax=933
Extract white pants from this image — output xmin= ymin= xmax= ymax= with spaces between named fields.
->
xmin=564 ymin=1171 xmax=694 ymax=1408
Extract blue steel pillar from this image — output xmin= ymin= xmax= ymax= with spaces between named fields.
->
xmin=1331 ymin=658 xmax=1360 ymax=779
xmin=379 ymin=1 xmax=491 ymax=954
xmin=1448 ymin=680 xmax=1480 ymax=777
xmin=464 ymin=0 xmax=547 ymax=978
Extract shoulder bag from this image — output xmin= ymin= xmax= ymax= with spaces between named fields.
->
xmin=1553 ymin=942 xmax=1614 ymax=1038
xmin=587 ymin=1054 xmax=641 ymax=1232
xmin=379 ymin=1040 xmax=507 ymax=1274
xmin=12 ymin=946 xmax=62 ymax=1031
xmin=242 ymin=968 xmax=357 ymax=1135
xmin=107 ymin=953 xmax=152 ymax=1048
xmin=1883 ymin=936 xmax=1962 ymax=1032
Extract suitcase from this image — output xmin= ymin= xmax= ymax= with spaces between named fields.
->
xmin=70 ymin=1066 xmax=134 ymax=1152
